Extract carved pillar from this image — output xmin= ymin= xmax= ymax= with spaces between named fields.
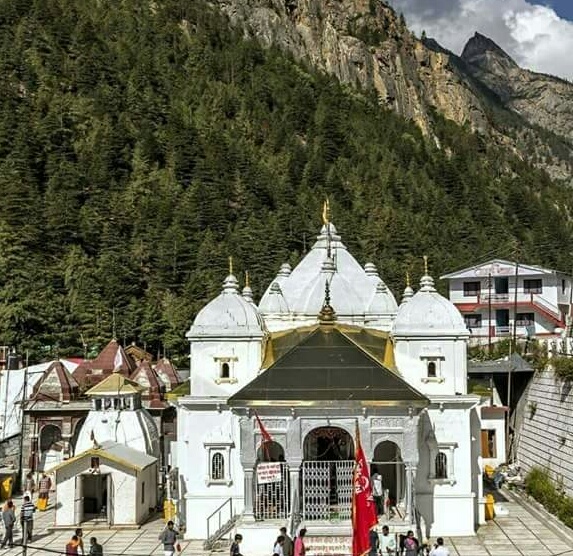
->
xmin=405 ymin=463 xmax=413 ymax=523
xmin=289 ymin=464 xmax=301 ymax=520
xmin=243 ymin=467 xmax=255 ymax=522
xmin=410 ymin=465 xmax=417 ymax=525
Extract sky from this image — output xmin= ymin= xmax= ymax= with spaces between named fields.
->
xmin=387 ymin=0 xmax=573 ymax=80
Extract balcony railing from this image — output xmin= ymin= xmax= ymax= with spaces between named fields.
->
xmin=495 ymin=326 xmax=511 ymax=336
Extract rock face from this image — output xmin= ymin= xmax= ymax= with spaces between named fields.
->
xmin=209 ymin=0 xmax=573 ymax=180
xmin=461 ymin=32 xmax=573 ymax=142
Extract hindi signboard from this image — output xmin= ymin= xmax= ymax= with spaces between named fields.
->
xmin=256 ymin=462 xmax=283 ymax=484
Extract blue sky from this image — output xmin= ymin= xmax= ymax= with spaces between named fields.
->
xmin=388 ymin=0 xmax=573 ymax=79
xmin=532 ymin=0 xmax=573 ymax=20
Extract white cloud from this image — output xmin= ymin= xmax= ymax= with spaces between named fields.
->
xmin=387 ymin=0 xmax=573 ymax=80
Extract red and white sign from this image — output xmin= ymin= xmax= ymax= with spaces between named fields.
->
xmin=256 ymin=462 xmax=283 ymax=484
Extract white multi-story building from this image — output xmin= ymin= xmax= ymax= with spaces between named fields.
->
xmin=441 ymin=259 xmax=572 ymax=344
xmin=174 ymin=215 xmax=483 ymax=554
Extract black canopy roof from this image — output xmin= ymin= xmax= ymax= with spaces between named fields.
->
xmin=228 ymin=325 xmax=428 ymax=408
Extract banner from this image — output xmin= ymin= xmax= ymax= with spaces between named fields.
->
xmin=352 ymin=424 xmax=378 ymax=556
xmin=256 ymin=462 xmax=283 ymax=484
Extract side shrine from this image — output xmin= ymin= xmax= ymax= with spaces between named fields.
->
xmin=174 ymin=213 xmax=483 ymax=552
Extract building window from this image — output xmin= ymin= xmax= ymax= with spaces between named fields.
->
xmin=516 ymin=313 xmax=535 ymax=326
xmin=141 ymin=482 xmax=145 ymax=504
xmin=463 ymin=281 xmax=481 ymax=297
xmin=221 ymin=362 xmax=230 ymax=379
xmin=427 ymin=361 xmax=436 ymax=378
xmin=524 ymin=279 xmax=542 ymax=294
xmin=562 ymin=279 xmax=567 ymax=294
xmin=481 ymin=430 xmax=497 ymax=459
xmin=464 ymin=314 xmax=482 ymax=329
xmin=435 ymin=452 xmax=448 ymax=479
xmin=211 ymin=452 xmax=225 ymax=481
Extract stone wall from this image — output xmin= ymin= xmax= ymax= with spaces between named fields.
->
xmin=515 ymin=368 xmax=573 ymax=495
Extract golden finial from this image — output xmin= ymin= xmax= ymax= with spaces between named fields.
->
xmin=406 ymin=271 xmax=411 ymax=288
xmin=245 ymin=270 xmax=250 ymax=288
xmin=423 ymin=255 xmax=428 ymax=275
xmin=321 ymin=198 xmax=330 ymax=226
xmin=229 ymin=256 xmax=234 ymax=275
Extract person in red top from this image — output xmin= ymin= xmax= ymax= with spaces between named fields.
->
xmin=294 ymin=528 xmax=306 ymax=556
xmin=66 ymin=535 xmax=80 ymax=555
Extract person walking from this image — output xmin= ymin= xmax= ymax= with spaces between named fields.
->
xmin=76 ymin=527 xmax=85 ymax=555
xmin=89 ymin=537 xmax=104 ymax=556
xmin=273 ymin=535 xmax=285 ymax=556
xmin=0 ymin=500 xmax=15 ymax=548
xmin=23 ymin=473 xmax=35 ymax=501
xmin=66 ymin=535 xmax=80 ymax=555
xmin=159 ymin=520 xmax=179 ymax=556
xmin=37 ymin=473 xmax=52 ymax=511
xmin=401 ymin=530 xmax=420 ymax=556
xmin=280 ymin=527 xmax=293 ymax=556
xmin=20 ymin=495 xmax=35 ymax=544
xmin=294 ymin=528 xmax=306 ymax=556
xmin=369 ymin=528 xmax=379 ymax=556
xmin=429 ymin=538 xmax=449 ymax=556
xmin=371 ymin=472 xmax=384 ymax=516
xmin=380 ymin=526 xmax=396 ymax=555
xmin=230 ymin=534 xmax=243 ymax=556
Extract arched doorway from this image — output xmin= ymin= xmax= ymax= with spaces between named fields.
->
xmin=302 ymin=427 xmax=355 ymax=521
xmin=254 ymin=441 xmax=288 ymax=521
xmin=70 ymin=417 xmax=86 ymax=456
xmin=303 ymin=426 xmax=354 ymax=461
xmin=372 ymin=440 xmax=405 ymax=516
xmin=39 ymin=424 xmax=63 ymax=471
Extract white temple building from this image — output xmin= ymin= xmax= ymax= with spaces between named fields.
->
xmin=175 ymin=213 xmax=483 ymax=553
xmin=52 ymin=372 xmax=159 ymax=527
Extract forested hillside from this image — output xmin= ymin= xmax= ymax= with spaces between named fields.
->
xmin=0 ymin=0 xmax=571 ymax=362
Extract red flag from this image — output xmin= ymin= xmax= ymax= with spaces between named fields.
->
xmin=254 ymin=411 xmax=273 ymax=461
xmin=352 ymin=424 xmax=378 ymax=556
xmin=254 ymin=411 xmax=273 ymax=443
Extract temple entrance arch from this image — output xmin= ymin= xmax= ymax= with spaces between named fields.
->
xmin=302 ymin=426 xmax=355 ymax=521
xmin=255 ymin=440 xmax=288 ymax=521
xmin=303 ymin=426 xmax=354 ymax=461
xmin=371 ymin=440 xmax=406 ymax=516
xmin=39 ymin=424 xmax=63 ymax=471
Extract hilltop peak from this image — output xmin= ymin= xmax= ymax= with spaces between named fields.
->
xmin=461 ymin=32 xmax=518 ymax=68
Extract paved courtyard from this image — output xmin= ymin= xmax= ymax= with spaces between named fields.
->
xmin=2 ymin=490 xmax=573 ymax=556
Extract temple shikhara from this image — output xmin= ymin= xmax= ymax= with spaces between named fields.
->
xmin=175 ymin=207 xmax=484 ymax=553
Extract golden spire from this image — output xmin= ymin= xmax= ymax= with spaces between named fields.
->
xmin=406 ymin=271 xmax=411 ymax=288
xmin=321 ymin=198 xmax=330 ymax=226
xmin=229 ymin=256 xmax=234 ymax=275
xmin=423 ymin=255 xmax=428 ymax=275
xmin=245 ymin=270 xmax=250 ymax=288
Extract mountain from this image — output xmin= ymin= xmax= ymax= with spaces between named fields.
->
xmin=211 ymin=0 xmax=573 ymax=180
xmin=0 ymin=0 xmax=572 ymax=360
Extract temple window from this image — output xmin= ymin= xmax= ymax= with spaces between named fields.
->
xmin=214 ymin=357 xmax=238 ymax=384
xmin=221 ymin=362 xmax=230 ymax=379
xmin=420 ymin=355 xmax=444 ymax=383
xmin=435 ymin=452 xmax=448 ymax=479
xmin=427 ymin=361 xmax=436 ymax=378
xmin=211 ymin=452 xmax=225 ymax=480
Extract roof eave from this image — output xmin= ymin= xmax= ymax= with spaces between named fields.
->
xmin=227 ymin=399 xmax=429 ymax=408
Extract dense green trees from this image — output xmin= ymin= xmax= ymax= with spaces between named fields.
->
xmin=0 ymin=0 xmax=572 ymax=363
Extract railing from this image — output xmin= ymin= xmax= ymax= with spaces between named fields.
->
xmin=204 ymin=497 xmax=236 ymax=550
xmin=480 ymin=293 xmax=510 ymax=302
xmin=495 ymin=326 xmax=511 ymax=336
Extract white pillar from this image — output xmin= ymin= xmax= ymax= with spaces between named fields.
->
xmin=243 ymin=467 xmax=255 ymax=522
xmin=405 ymin=464 xmax=412 ymax=523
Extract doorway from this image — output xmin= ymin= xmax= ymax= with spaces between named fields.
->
xmin=371 ymin=441 xmax=405 ymax=511
xmin=81 ymin=474 xmax=109 ymax=524
xmin=496 ymin=309 xmax=510 ymax=332
xmin=494 ymin=277 xmax=509 ymax=295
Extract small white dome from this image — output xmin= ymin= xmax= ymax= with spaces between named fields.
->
xmin=187 ymin=274 xmax=265 ymax=338
xmin=393 ymin=274 xmax=468 ymax=337
xmin=368 ymin=281 xmax=397 ymax=314
xmin=260 ymin=282 xmax=290 ymax=314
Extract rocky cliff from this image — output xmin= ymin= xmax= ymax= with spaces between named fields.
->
xmin=209 ymin=0 xmax=573 ymax=180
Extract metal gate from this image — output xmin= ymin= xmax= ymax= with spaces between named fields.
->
xmin=255 ymin=462 xmax=290 ymax=520
xmin=302 ymin=460 xmax=354 ymax=521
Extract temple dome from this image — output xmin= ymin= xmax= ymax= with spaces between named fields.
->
xmin=187 ymin=273 xmax=265 ymax=339
xmin=393 ymin=274 xmax=468 ymax=337
xmin=259 ymin=223 xmax=396 ymax=326
xmin=260 ymin=282 xmax=290 ymax=314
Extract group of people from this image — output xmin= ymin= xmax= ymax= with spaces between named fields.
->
xmin=23 ymin=472 xmax=53 ymax=511
xmin=371 ymin=529 xmax=450 ymax=556
xmin=270 ymin=527 xmax=306 ymax=556
xmin=65 ymin=529 xmax=103 ymax=556
xmin=1 ymin=494 xmax=36 ymax=548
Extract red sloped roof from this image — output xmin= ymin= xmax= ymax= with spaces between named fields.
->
xmin=73 ymin=339 xmax=136 ymax=388
xmin=32 ymin=361 xmax=79 ymax=402
xmin=154 ymin=358 xmax=181 ymax=390
xmin=130 ymin=360 xmax=162 ymax=400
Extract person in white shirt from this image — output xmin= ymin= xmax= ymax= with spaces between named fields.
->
xmin=429 ymin=537 xmax=450 ymax=556
xmin=273 ymin=535 xmax=285 ymax=556
xmin=379 ymin=526 xmax=396 ymax=555
xmin=371 ymin=472 xmax=383 ymax=515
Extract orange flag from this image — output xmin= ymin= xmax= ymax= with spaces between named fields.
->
xmin=352 ymin=423 xmax=378 ymax=556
